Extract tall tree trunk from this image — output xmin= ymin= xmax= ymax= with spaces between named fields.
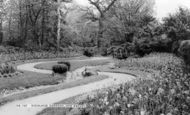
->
xmin=57 ymin=0 xmax=61 ymax=52
xmin=97 ymin=18 xmax=104 ymax=48
xmin=24 ymin=2 xmax=28 ymax=44
xmin=8 ymin=16 xmax=11 ymax=39
xmin=41 ymin=0 xmax=46 ymax=49
xmin=19 ymin=0 xmax=23 ymax=41
xmin=0 ymin=18 xmax=3 ymax=44
xmin=88 ymin=0 xmax=118 ymax=49
xmin=0 ymin=0 xmax=3 ymax=44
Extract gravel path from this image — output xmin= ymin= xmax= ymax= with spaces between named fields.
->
xmin=17 ymin=57 xmax=111 ymax=74
xmin=0 ymin=57 xmax=135 ymax=115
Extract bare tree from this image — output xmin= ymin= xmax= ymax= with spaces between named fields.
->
xmin=105 ymin=0 xmax=156 ymax=43
xmin=57 ymin=0 xmax=61 ymax=51
xmin=87 ymin=0 xmax=118 ymax=48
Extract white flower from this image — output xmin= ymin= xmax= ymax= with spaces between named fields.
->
xmin=139 ymin=94 xmax=142 ymax=99
xmin=127 ymin=104 xmax=131 ymax=107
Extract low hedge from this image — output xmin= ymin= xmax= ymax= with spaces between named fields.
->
xmin=52 ymin=64 xmax=68 ymax=74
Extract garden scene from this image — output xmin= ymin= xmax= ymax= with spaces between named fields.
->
xmin=0 ymin=0 xmax=190 ymax=115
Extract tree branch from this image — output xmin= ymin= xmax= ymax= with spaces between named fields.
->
xmin=103 ymin=0 xmax=117 ymax=13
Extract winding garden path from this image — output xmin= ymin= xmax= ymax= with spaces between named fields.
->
xmin=0 ymin=57 xmax=135 ymax=115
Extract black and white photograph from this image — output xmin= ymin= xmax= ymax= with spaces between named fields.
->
xmin=0 ymin=0 xmax=190 ymax=115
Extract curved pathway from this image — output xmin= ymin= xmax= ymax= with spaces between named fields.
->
xmin=17 ymin=57 xmax=111 ymax=74
xmin=0 ymin=57 xmax=135 ymax=115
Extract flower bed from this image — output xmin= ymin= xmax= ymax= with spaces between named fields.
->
xmin=116 ymin=53 xmax=182 ymax=71
xmin=0 ymin=51 xmax=81 ymax=63
xmin=0 ymin=63 xmax=21 ymax=78
xmin=73 ymin=53 xmax=190 ymax=115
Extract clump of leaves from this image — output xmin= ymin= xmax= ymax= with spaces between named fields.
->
xmin=83 ymin=48 xmax=94 ymax=57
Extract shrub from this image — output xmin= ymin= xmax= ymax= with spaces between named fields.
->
xmin=83 ymin=48 xmax=94 ymax=57
xmin=107 ymin=45 xmax=128 ymax=59
xmin=100 ymin=47 xmax=108 ymax=56
xmin=135 ymin=37 xmax=153 ymax=56
xmin=3 ymin=74 xmax=8 ymax=78
xmin=57 ymin=61 xmax=71 ymax=71
xmin=0 ymin=63 xmax=16 ymax=75
xmin=134 ymin=36 xmax=172 ymax=57
xmin=52 ymin=64 xmax=68 ymax=74
xmin=178 ymin=40 xmax=190 ymax=65
xmin=107 ymin=46 xmax=115 ymax=57
xmin=163 ymin=7 xmax=190 ymax=41
xmin=151 ymin=37 xmax=172 ymax=53
xmin=0 ymin=46 xmax=8 ymax=53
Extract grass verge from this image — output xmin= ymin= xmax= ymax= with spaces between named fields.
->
xmin=0 ymin=57 xmax=112 ymax=106
xmin=0 ymin=75 xmax=108 ymax=106
xmin=0 ymin=71 xmax=62 ymax=92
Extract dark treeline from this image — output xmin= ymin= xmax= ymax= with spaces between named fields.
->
xmin=0 ymin=0 xmax=189 ymax=64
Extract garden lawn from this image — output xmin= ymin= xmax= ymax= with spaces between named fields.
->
xmin=0 ymin=71 xmax=62 ymax=92
xmin=0 ymin=57 xmax=86 ymax=92
xmin=0 ymin=57 xmax=111 ymax=92
xmin=0 ymin=57 xmax=112 ymax=105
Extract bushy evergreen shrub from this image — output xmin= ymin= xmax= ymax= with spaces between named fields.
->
xmin=52 ymin=64 xmax=68 ymax=74
xmin=57 ymin=61 xmax=71 ymax=71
